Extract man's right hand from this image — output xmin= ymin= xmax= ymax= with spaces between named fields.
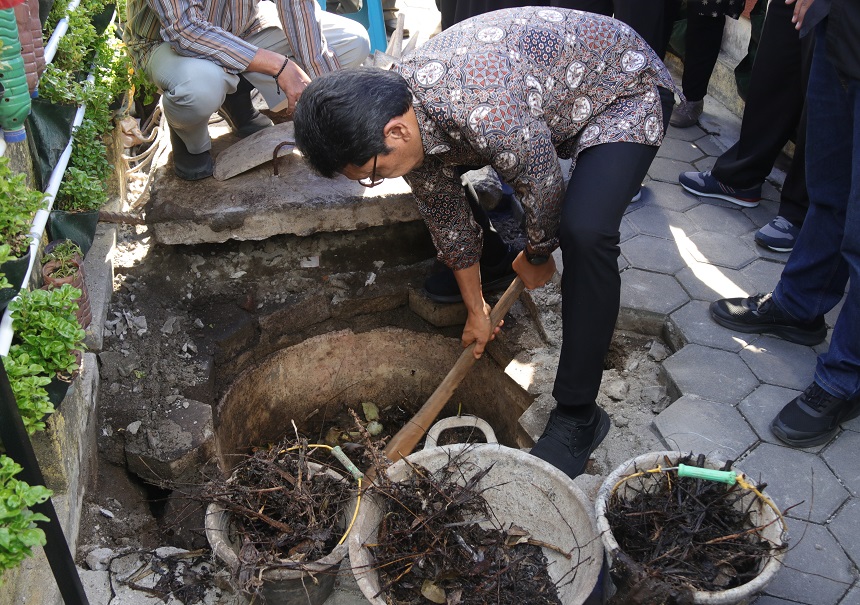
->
xmin=512 ymin=251 xmax=556 ymax=291
xmin=248 ymin=49 xmax=312 ymax=111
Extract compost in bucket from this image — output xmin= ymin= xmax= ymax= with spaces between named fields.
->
xmin=601 ymin=452 xmax=787 ymax=603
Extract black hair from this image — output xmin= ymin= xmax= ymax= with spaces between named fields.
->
xmin=293 ymin=67 xmax=413 ymax=177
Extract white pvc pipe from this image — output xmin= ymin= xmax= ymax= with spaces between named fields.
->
xmin=0 ymin=73 xmax=92 ymax=356
xmin=43 ymin=0 xmax=83 ymax=65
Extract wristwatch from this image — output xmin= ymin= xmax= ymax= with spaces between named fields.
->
xmin=525 ymin=248 xmax=550 ymax=266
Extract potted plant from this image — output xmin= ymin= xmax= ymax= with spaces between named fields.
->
xmin=1 ymin=351 xmax=54 ymax=435
xmin=0 ymin=157 xmax=46 ymax=308
xmin=41 ymin=239 xmax=91 ymax=329
xmin=7 ymin=284 xmax=87 ymax=407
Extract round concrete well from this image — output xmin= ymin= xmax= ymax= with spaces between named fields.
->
xmin=215 ymin=327 xmax=535 ymax=468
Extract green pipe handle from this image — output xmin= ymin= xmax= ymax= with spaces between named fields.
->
xmin=678 ymin=464 xmax=737 ymax=485
xmin=332 ymin=445 xmax=364 ymax=481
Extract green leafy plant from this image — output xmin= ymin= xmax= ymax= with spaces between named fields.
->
xmin=42 ymin=240 xmax=84 ymax=280
xmin=0 ymin=245 xmax=12 ymax=291
xmin=1 ymin=353 xmax=54 ymax=435
xmin=0 ymin=454 xmax=52 ymax=581
xmin=7 ymin=285 xmax=86 ymax=380
xmin=0 ymin=158 xmax=46 ymax=258
xmin=55 ymin=167 xmax=107 ymax=212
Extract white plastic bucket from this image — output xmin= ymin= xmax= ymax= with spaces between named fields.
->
xmin=595 ymin=451 xmax=787 ymax=605
xmin=350 ymin=417 xmax=603 ymax=605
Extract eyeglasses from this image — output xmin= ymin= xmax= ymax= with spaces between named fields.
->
xmin=358 ymin=155 xmax=384 ymax=188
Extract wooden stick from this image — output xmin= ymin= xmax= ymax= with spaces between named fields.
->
xmin=372 ymin=277 xmax=525 ymax=478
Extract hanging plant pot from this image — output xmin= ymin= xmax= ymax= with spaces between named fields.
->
xmin=41 ymin=242 xmax=91 ymax=329
xmin=45 ymin=350 xmax=82 ymax=408
xmin=47 ymin=209 xmax=99 ymax=257
xmin=595 ymin=451 xmax=787 ymax=605
xmin=0 ymin=248 xmax=31 ymax=310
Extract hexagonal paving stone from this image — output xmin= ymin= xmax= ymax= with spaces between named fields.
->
xmin=823 ymin=430 xmax=860 ymax=497
xmin=737 ymin=385 xmax=824 ymax=452
xmin=744 ymin=199 xmax=782 ymax=229
xmin=741 ymin=443 xmax=849 ymax=523
xmin=620 ymin=268 xmax=689 ymax=317
xmin=621 ymin=234 xmax=686 ymax=274
xmin=686 ymin=203 xmax=756 ymax=236
xmin=666 ymin=123 xmax=707 ymax=142
xmin=648 ymin=157 xmax=696 ymax=184
xmin=761 ymin=517 xmax=855 ymax=604
xmin=669 ymin=300 xmax=748 ymax=351
xmin=625 ymin=204 xmax=699 ymax=240
xmin=740 ymin=336 xmax=817 ymax=391
xmin=655 ymin=137 xmax=707 ymax=162
xmin=619 ymin=215 xmax=636 ymax=243
xmin=685 ymin=231 xmax=758 ymax=270
xmin=645 ymin=180 xmax=702 ymax=213
xmin=839 ymin=584 xmax=860 ymax=605
xmin=751 ymin=597 xmax=807 ymax=605
xmin=663 ymin=344 xmax=759 ymax=403
xmin=674 ymin=264 xmax=756 ymax=302
xmin=691 ymin=133 xmax=726 ymax=158
xmin=653 ymin=394 xmax=758 ymax=460
xmin=739 ymin=259 xmax=787 ymax=295
xmin=829 ymin=498 xmax=860 ymax=566
xmin=693 ymin=155 xmax=716 ymax=173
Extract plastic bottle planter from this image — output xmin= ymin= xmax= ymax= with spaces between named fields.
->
xmin=41 ymin=241 xmax=92 ymax=329
xmin=0 ymin=7 xmax=32 ymax=141
xmin=13 ymin=0 xmax=45 ymax=94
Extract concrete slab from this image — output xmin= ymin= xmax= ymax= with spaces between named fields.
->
xmin=762 ymin=517 xmax=855 ymax=605
xmin=685 ymin=202 xmax=756 ymax=236
xmin=739 ymin=258 xmax=786 ymax=295
xmin=830 ymin=498 xmax=860 ymax=568
xmin=643 ymin=179 xmax=702 ymax=213
xmin=737 ymin=385 xmax=819 ymax=451
xmin=652 ymin=394 xmax=757 ymax=460
xmin=669 ymin=300 xmax=747 ymax=352
xmin=655 ymin=136 xmax=707 ymax=163
xmin=742 ymin=443 xmax=849 ymax=524
xmin=674 ymin=264 xmax=754 ymax=302
xmin=625 ymin=204 xmax=699 ymax=240
xmin=685 ymin=230 xmax=758 ymax=270
xmin=663 ymin=343 xmax=759 ymax=404
xmin=822 ymin=430 xmax=860 ymax=497
xmin=740 ymin=335 xmax=818 ymax=390
xmin=620 ymin=234 xmax=687 ymax=275
xmin=145 ymin=132 xmax=421 ymax=245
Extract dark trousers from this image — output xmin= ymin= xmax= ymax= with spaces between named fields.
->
xmin=711 ymin=0 xmax=813 ymax=226
xmin=552 ymin=88 xmax=674 ymax=411
xmin=682 ymin=10 xmax=726 ymax=102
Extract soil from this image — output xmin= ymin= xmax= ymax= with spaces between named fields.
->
xmin=76 ymin=184 xmax=669 ymax=572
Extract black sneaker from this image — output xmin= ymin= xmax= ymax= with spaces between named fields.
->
xmin=529 ymin=406 xmax=610 ymax=480
xmin=709 ymin=293 xmax=826 ymax=346
xmin=423 ymin=245 xmax=520 ymax=304
xmin=771 ymin=383 xmax=860 ymax=447
xmin=169 ymin=129 xmax=214 ymax=181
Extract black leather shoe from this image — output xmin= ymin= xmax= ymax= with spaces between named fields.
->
xmin=385 ymin=18 xmax=410 ymax=37
xmin=218 ymin=76 xmax=273 ymax=138
xmin=771 ymin=382 xmax=860 ymax=447
xmin=423 ymin=245 xmax=519 ymax=304
xmin=169 ymin=129 xmax=214 ymax=181
xmin=709 ymin=293 xmax=826 ymax=346
xmin=529 ymin=406 xmax=610 ymax=480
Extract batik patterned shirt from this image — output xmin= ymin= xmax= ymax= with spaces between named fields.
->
xmin=395 ymin=7 xmax=678 ymax=270
xmin=124 ymin=0 xmax=339 ymax=77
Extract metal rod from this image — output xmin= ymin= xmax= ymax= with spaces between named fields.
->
xmin=0 ymin=358 xmax=90 ymax=605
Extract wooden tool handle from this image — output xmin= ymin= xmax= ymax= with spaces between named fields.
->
xmin=381 ymin=277 xmax=525 ymax=465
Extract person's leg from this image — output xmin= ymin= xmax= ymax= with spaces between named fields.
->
xmin=146 ymin=43 xmax=236 ymax=154
xmin=550 ymin=0 xmax=612 ymax=16
xmin=670 ymin=8 xmax=725 ymax=127
xmin=780 ymin=28 xmax=859 ymax=402
xmin=612 ymin=0 xmax=670 ymax=60
xmin=242 ymin=5 xmax=370 ymax=108
xmin=710 ymin=1 xmax=805 ymax=189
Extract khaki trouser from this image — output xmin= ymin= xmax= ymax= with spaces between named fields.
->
xmin=146 ymin=2 xmax=369 ymax=153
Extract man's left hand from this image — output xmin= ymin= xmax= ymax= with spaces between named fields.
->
xmin=512 ymin=251 xmax=556 ymax=290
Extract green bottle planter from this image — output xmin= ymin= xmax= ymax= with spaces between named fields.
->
xmin=0 ymin=7 xmax=32 ymax=140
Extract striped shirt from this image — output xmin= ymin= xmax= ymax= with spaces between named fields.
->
xmin=123 ymin=0 xmax=340 ymax=76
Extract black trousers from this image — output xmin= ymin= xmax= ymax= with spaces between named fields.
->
xmin=552 ymin=87 xmax=675 ymax=411
xmin=438 ymin=0 xmax=550 ymax=30
xmin=710 ymin=0 xmax=813 ymax=226
xmin=681 ymin=10 xmax=726 ymax=102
